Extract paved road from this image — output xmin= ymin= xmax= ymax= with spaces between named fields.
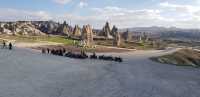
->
xmin=0 ymin=48 xmax=199 ymax=97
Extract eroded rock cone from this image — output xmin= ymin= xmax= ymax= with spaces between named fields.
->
xmin=62 ymin=21 xmax=70 ymax=36
xmin=73 ymin=25 xmax=81 ymax=37
xmin=122 ymin=30 xmax=132 ymax=41
xmin=81 ymin=24 xmax=94 ymax=47
xmin=111 ymin=25 xmax=118 ymax=36
xmin=57 ymin=21 xmax=71 ymax=36
xmin=112 ymin=26 xmax=121 ymax=46
xmin=100 ymin=22 xmax=112 ymax=39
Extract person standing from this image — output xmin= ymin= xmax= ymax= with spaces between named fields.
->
xmin=8 ymin=42 xmax=12 ymax=50
xmin=47 ymin=48 xmax=50 ymax=54
xmin=42 ymin=48 xmax=46 ymax=54
xmin=2 ymin=40 xmax=6 ymax=49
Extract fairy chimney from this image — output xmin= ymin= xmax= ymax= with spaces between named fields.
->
xmin=81 ymin=24 xmax=94 ymax=47
xmin=112 ymin=26 xmax=121 ymax=46
xmin=100 ymin=22 xmax=113 ymax=39
xmin=72 ymin=25 xmax=81 ymax=37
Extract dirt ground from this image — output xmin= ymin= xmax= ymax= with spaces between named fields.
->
xmin=31 ymin=45 xmax=135 ymax=53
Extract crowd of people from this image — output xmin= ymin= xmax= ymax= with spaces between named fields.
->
xmin=1 ymin=40 xmax=13 ymax=50
xmin=41 ymin=48 xmax=123 ymax=62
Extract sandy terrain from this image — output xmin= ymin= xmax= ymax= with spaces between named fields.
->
xmin=0 ymin=47 xmax=199 ymax=97
xmin=0 ymin=37 xmax=63 ymax=48
xmin=14 ymin=42 xmax=63 ymax=48
xmin=0 ymin=37 xmax=134 ymax=53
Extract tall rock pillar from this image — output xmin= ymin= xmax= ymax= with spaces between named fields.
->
xmin=112 ymin=26 xmax=121 ymax=47
xmin=81 ymin=25 xmax=94 ymax=47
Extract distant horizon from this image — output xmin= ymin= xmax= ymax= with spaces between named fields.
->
xmin=0 ymin=0 xmax=200 ymax=29
xmin=1 ymin=20 xmax=200 ymax=30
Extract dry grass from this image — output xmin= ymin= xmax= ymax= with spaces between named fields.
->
xmin=151 ymin=49 xmax=200 ymax=67
xmin=0 ymin=34 xmax=75 ymax=45
xmin=95 ymin=40 xmax=155 ymax=50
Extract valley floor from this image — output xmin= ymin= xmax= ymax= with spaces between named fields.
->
xmin=0 ymin=47 xmax=200 ymax=97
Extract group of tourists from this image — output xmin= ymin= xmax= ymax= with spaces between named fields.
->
xmin=65 ymin=50 xmax=88 ymax=59
xmin=42 ymin=48 xmax=66 ymax=56
xmin=98 ymin=55 xmax=123 ymax=62
xmin=1 ymin=40 xmax=13 ymax=50
xmin=90 ymin=53 xmax=123 ymax=62
xmin=41 ymin=48 xmax=123 ymax=62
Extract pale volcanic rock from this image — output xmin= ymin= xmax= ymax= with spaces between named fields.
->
xmin=72 ymin=25 xmax=81 ymax=37
xmin=112 ymin=26 xmax=121 ymax=46
xmin=81 ymin=24 xmax=94 ymax=47
xmin=100 ymin=22 xmax=113 ymax=39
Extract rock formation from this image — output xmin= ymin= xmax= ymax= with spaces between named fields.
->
xmin=72 ymin=25 xmax=81 ymax=37
xmin=57 ymin=21 xmax=71 ymax=36
xmin=112 ymin=26 xmax=121 ymax=46
xmin=34 ymin=21 xmax=59 ymax=34
xmin=33 ymin=21 xmax=73 ymax=35
xmin=100 ymin=22 xmax=113 ymax=39
xmin=62 ymin=25 xmax=69 ymax=36
xmin=0 ymin=22 xmax=45 ymax=35
xmin=139 ymin=32 xmax=149 ymax=43
xmin=122 ymin=30 xmax=132 ymax=41
xmin=111 ymin=25 xmax=118 ymax=36
xmin=81 ymin=25 xmax=94 ymax=47
xmin=16 ymin=22 xmax=46 ymax=36
xmin=0 ymin=23 xmax=11 ymax=34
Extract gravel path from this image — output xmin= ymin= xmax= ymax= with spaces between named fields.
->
xmin=0 ymin=48 xmax=199 ymax=97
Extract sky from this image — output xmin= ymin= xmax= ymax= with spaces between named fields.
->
xmin=0 ymin=0 xmax=200 ymax=29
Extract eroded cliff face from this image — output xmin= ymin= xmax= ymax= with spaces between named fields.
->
xmin=0 ymin=22 xmax=46 ymax=35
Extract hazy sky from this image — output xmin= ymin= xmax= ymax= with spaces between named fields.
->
xmin=0 ymin=0 xmax=200 ymax=28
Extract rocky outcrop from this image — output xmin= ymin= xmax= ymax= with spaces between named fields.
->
xmin=0 ymin=28 xmax=12 ymax=35
xmin=122 ymin=30 xmax=132 ymax=41
xmin=15 ymin=22 xmax=46 ymax=35
xmin=0 ymin=22 xmax=15 ymax=35
xmin=81 ymin=25 xmax=94 ymax=47
xmin=35 ymin=21 xmax=59 ymax=34
xmin=56 ymin=21 xmax=72 ymax=36
xmin=33 ymin=21 xmax=72 ymax=35
xmin=100 ymin=22 xmax=113 ymax=39
xmin=112 ymin=26 xmax=121 ymax=46
xmin=111 ymin=25 xmax=118 ymax=36
xmin=139 ymin=32 xmax=149 ymax=43
xmin=72 ymin=25 xmax=81 ymax=37
xmin=0 ymin=22 xmax=46 ymax=36
xmin=151 ymin=49 xmax=200 ymax=67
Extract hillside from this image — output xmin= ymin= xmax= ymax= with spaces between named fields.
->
xmin=121 ymin=26 xmax=200 ymax=41
xmin=1 ymin=21 xmax=200 ymax=43
xmin=0 ymin=22 xmax=46 ymax=35
xmin=151 ymin=49 xmax=200 ymax=67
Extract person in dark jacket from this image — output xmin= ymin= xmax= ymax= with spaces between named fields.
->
xmin=2 ymin=40 xmax=6 ymax=49
xmin=8 ymin=42 xmax=12 ymax=50
xmin=47 ymin=48 xmax=50 ymax=54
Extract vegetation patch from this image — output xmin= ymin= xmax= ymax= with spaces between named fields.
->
xmin=151 ymin=49 xmax=200 ymax=67
xmin=95 ymin=40 xmax=157 ymax=50
xmin=0 ymin=35 xmax=76 ymax=45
